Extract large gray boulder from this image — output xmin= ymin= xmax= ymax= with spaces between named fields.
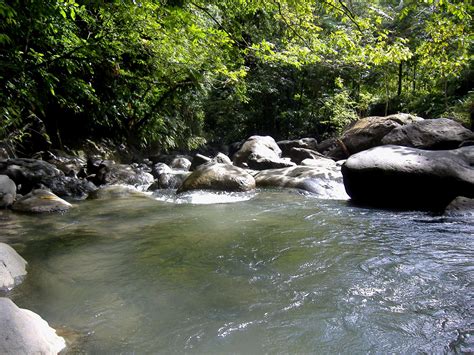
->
xmin=0 ymin=243 xmax=27 ymax=291
xmin=0 ymin=175 xmax=16 ymax=208
xmin=0 ymin=298 xmax=66 ymax=354
xmin=255 ymin=165 xmax=349 ymax=199
xmin=318 ymin=114 xmax=423 ymax=159
xmin=12 ymin=189 xmax=72 ymax=213
xmin=233 ymin=136 xmax=293 ymax=170
xmin=178 ymin=162 xmax=256 ymax=193
xmin=381 ymin=118 xmax=474 ymax=149
xmin=341 ymin=145 xmax=474 ymax=210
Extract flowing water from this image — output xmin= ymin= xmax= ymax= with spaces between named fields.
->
xmin=1 ymin=189 xmax=473 ymax=353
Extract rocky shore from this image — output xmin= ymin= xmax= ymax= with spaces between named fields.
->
xmin=0 ymin=114 xmax=473 ymax=353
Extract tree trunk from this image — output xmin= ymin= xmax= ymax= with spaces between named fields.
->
xmin=397 ymin=62 xmax=403 ymax=96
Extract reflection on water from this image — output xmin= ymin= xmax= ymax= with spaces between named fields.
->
xmin=1 ymin=189 xmax=473 ymax=353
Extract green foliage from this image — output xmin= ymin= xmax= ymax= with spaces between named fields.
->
xmin=0 ymin=0 xmax=472 ymax=152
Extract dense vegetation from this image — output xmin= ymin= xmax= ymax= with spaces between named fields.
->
xmin=1 ymin=0 xmax=472 ymax=154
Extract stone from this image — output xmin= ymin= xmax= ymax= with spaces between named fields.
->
xmin=278 ymin=138 xmax=318 ymax=156
xmin=170 ymin=156 xmax=192 ymax=171
xmin=287 ymin=147 xmax=328 ymax=165
xmin=0 ymin=298 xmax=66 ymax=354
xmin=148 ymin=171 xmax=190 ymax=190
xmin=341 ymin=145 xmax=474 ymax=210
xmin=98 ymin=162 xmax=154 ymax=190
xmin=88 ymin=185 xmax=150 ymax=199
xmin=255 ymin=165 xmax=349 ymax=199
xmin=233 ymin=136 xmax=283 ymax=169
xmin=246 ymin=154 xmax=296 ymax=170
xmin=381 ymin=118 xmax=474 ymax=150
xmin=0 ymin=175 xmax=16 ymax=208
xmin=178 ymin=162 xmax=256 ymax=193
xmin=0 ymin=243 xmax=27 ymax=291
xmin=318 ymin=114 xmax=424 ymax=159
xmin=190 ymin=154 xmax=212 ymax=171
xmin=443 ymin=197 xmax=474 ymax=217
xmin=12 ymin=189 xmax=72 ymax=213
xmin=211 ymin=152 xmax=232 ymax=165
xmin=0 ymin=159 xmax=62 ymax=194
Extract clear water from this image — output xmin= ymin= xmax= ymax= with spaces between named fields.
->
xmin=1 ymin=189 xmax=473 ymax=353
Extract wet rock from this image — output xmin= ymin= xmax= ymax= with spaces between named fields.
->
xmin=48 ymin=176 xmax=97 ymax=199
xmin=443 ymin=197 xmax=474 ymax=217
xmin=88 ymin=185 xmax=149 ymax=199
xmin=12 ymin=189 xmax=72 ymax=213
xmin=318 ymin=114 xmax=423 ymax=159
xmin=381 ymin=118 xmax=474 ymax=150
xmin=255 ymin=165 xmax=348 ymax=199
xmin=233 ymin=136 xmax=286 ymax=170
xmin=0 ymin=175 xmax=16 ymax=208
xmin=278 ymin=138 xmax=318 ymax=156
xmin=341 ymin=145 xmax=474 ymax=210
xmin=149 ymin=172 xmax=190 ymax=190
xmin=178 ymin=162 xmax=256 ymax=193
xmin=0 ymin=243 xmax=27 ymax=291
xmin=0 ymin=298 xmax=66 ymax=354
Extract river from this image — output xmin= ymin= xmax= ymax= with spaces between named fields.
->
xmin=1 ymin=189 xmax=473 ymax=353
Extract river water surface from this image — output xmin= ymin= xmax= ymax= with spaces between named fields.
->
xmin=1 ymin=189 xmax=473 ymax=353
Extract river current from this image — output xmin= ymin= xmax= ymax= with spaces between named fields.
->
xmin=1 ymin=189 xmax=473 ymax=353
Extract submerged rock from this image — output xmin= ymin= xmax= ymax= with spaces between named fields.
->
xmin=0 ymin=243 xmax=27 ymax=291
xmin=255 ymin=165 xmax=349 ymax=199
xmin=88 ymin=185 xmax=150 ymax=199
xmin=178 ymin=162 xmax=256 ymax=193
xmin=0 ymin=175 xmax=16 ymax=208
xmin=341 ymin=145 xmax=474 ymax=210
xmin=12 ymin=189 xmax=72 ymax=213
xmin=0 ymin=298 xmax=66 ymax=354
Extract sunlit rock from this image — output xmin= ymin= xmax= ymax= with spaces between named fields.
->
xmin=88 ymin=185 xmax=150 ymax=199
xmin=255 ymin=165 xmax=349 ymax=199
xmin=0 ymin=298 xmax=66 ymax=354
xmin=0 ymin=175 xmax=16 ymax=208
xmin=178 ymin=162 xmax=256 ymax=193
xmin=233 ymin=135 xmax=294 ymax=170
xmin=0 ymin=243 xmax=27 ymax=291
xmin=381 ymin=118 xmax=474 ymax=149
xmin=342 ymin=145 xmax=474 ymax=210
xmin=318 ymin=114 xmax=423 ymax=159
xmin=12 ymin=189 xmax=72 ymax=213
